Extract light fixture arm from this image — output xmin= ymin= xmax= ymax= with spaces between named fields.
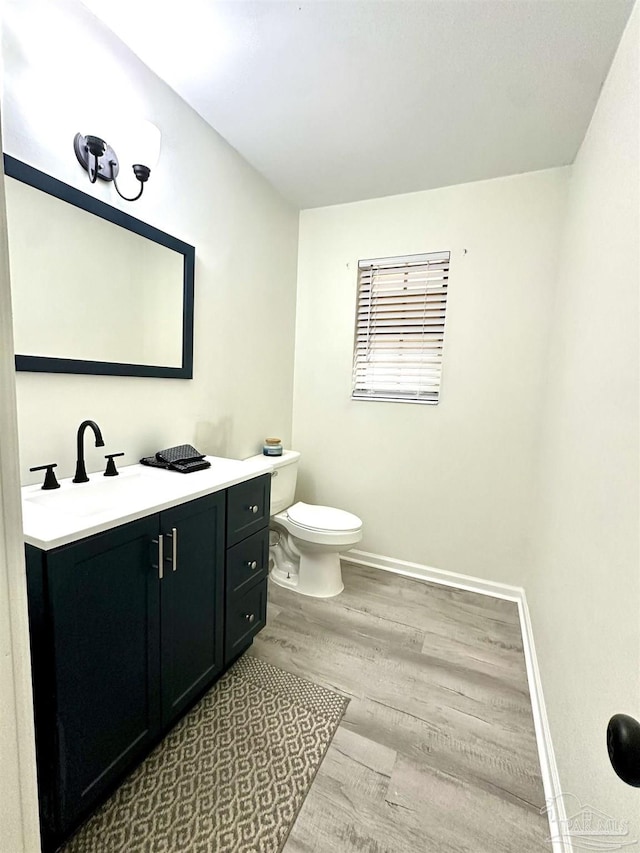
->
xmin=109 ymin=160 xmax=150 ymax=202
xmin=89 ymin=151 xmax=100 ymax=184
xmin=85 ymin=135 xmax=107 ymax=183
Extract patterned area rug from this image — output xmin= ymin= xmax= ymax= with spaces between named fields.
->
xmin=63 ymin=655 xmax=349 ymax=853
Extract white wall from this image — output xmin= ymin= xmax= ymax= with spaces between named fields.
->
xmin=293 ymin=168 xmax=568 ymax=584
xmin=2 ymin=0 xmax=299 ymax=484
xmin=528 ymin=3 xmax=639 ymax=839
xmin=0 ymin=119 xmax=41 ymax=853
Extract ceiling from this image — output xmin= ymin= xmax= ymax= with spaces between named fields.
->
xmin=81 ymin=0 xmax=634 ymax=209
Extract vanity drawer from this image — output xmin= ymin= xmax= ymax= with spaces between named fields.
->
xmin=226 ymin=474 xmax=271 ymax=546
xmin=226 ymin=528 xmax=269 ymax=599
xmin=225 ymin=581 xmax=267 ymax=662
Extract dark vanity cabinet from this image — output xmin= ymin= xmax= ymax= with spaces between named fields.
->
xmin=25 ymin=477 xmax=269 ymax=852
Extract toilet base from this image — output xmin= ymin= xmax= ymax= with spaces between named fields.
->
xmin=269 ymin=545 xmax=345 ymax=598
xmin=269 ymin=567 xmax=295 ymax=589
xmin=269 ymin=568 xmax=344 ymax=598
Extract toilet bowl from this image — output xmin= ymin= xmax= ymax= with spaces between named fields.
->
xmin=249 ymin=450 xmax=363 ymax=598
xmin=270 ymin=501 xmax=363 ymax=597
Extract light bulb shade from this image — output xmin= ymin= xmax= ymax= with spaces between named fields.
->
xmin=127 ymin=120 xmax=161 ymax=169
xmin=106 ymin=119 xmax=161 ymax=170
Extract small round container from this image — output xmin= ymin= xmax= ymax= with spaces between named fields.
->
xmin=263 ymin=437 xmax=283 ymax=456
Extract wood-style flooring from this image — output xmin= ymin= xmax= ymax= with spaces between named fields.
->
xmin=252 ymin=563 xmax=550 ymax=853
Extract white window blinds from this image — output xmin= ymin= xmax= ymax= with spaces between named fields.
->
xmin=352 ymin=251 xmax=450 ymax=404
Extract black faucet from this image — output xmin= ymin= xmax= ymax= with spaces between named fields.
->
xmin=73 ymin=420 xmax=105 ymax=483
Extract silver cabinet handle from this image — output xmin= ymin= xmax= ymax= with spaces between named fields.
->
xmin=171 ymin=527 xmax=178 ymax=572
xmin=165 ymin=527 xmax=178 ymax=572
xmin=153 ymin=535 xmax=164 ymax=580
xmin=249 ymin=505 xmax=259 ymax=514
xmin=244 ymin=613 xmax=256 ymax=624
xmin=246 ymin=560 xmax=258 ymax=570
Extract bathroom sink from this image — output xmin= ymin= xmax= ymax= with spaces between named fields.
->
xmin=22 ymin=455 xmax=275 ymax=550
xmin=25 ymin=470 xmax=158 ymax=518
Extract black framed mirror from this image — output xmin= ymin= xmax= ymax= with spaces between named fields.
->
xmin=3 ymin=154 xmax=195 ymax=379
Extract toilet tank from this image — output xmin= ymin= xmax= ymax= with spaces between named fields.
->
xmin=269 ymin=450 xmax=300 ymax=514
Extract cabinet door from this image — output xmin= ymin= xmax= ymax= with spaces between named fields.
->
xmin=46 ymin=516 xmax=161 ymax=833
xmin=160 ymin=492 xmax=225 ymax=726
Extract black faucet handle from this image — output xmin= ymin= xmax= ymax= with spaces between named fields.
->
xmin=30 ymin=463 xmax=60 ymax=491
xmin=104 ymin=452 xmax=124 ymax=477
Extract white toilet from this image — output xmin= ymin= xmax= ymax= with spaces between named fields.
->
xmin=260 ymin=450 xmax=362 ymax=598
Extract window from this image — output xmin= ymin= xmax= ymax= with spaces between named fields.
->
xmin=352 ymin=251 xmax=450 ymax=404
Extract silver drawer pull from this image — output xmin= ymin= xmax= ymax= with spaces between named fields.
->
xmin=246 ymin=560 xmax=258 ymax=570
xmin=244 ymin=613 xmax=256 ymax=624
xmin=248 ymin=504 xmax=259 ymax=514
xmin=152 ymin=535 xmax=164 ymax=580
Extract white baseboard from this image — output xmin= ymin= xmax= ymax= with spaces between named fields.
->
xmin=346 ymin=548 xmax=523 ymax=601
xmin=344 ymin=549 xmax=572 ymax=853
xmin=516 ymin=591 xmax=573 ymax=853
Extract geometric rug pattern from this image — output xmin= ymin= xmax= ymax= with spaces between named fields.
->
xmin=63 ymin=654 xmax=349 ymax=853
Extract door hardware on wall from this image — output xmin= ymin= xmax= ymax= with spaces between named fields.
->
xmin=607 ymin=714 xmax=640 ymax=787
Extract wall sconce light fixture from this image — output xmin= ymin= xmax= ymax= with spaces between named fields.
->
xmin=73 ymin=122 xmax=161 ymax=202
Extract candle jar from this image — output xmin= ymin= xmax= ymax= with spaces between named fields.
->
xmin=263 ymin=438 xmax=283 ymax=456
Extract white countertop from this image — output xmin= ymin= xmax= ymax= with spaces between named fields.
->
xmin=22 ymin=455 xmax=274 ymax=551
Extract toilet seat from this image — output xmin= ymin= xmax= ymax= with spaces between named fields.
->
xmin=272 ymin=502 xmax=363 ymax=548
xmin=287 ymin=502 xmax=361 ymax=534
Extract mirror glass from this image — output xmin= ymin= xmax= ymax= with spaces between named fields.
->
xmin=3 ymin=155 xmax=194 ymax=379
